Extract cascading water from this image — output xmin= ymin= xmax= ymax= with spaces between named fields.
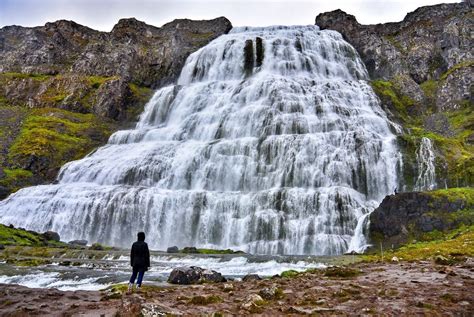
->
xmin=0 ymin=26 xmax=399 ymax=255
xmin=414 ymin=137 xmax=437 ymax=191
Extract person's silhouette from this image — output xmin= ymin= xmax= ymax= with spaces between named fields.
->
xmin=128 ymin=232 xmax=150 ymax=292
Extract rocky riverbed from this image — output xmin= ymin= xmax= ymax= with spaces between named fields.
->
xmin=0 ymin=259 xmax=472 ymax=316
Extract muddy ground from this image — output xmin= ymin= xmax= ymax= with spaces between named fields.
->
xmin=0 ymin=259 xmax=473 ymax=316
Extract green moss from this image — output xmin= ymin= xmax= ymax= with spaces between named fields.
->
xmin=384 ymin=35 xmax=405 ymax=53
xmin=420 ymin=80 xmax=438 ymax=102
xmin=7 ymin=108 xmax=114 ymax=178
xmin=1 ymin=72 xmax=50 ymax=81
xmin=427 ymin=187 xmax=474 ymax=204
xmin=371 ymin=80 xmax=415 ymax=121
xmin=440 ymin=60 xmax=474 ymax=81
xmin=362 ymin=225 xmax=474 ymax=262
xmin=280 ymin=269 xmax=300 ymax=278
xmin=0 ymin=224 xmax=44 ymax=246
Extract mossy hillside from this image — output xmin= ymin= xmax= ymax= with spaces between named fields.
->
xmin=362 ymin=225 xmax=474 ymax=262
xmin=371 ymin=62 xmax=473 ymax=188
xmin=0 ymin=224 xmax=68 ymax=247
xmin=7 ymin=108 xmax=116 ymax=181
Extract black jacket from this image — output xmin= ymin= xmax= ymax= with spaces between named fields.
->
xmin=130 ymin=241 xmax=150 ymax=270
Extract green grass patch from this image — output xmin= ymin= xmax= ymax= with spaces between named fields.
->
xmin=440 ymin=60 xmax=474 ymax=81
xmin=0 ymin=224 xmax=44 ymax=246
xmin=280 ymin=269 xmax=300 ymax=278
xmin=371 ymin=79 xmax=415 ymax=121
xmin=7 ymin=108 xmax=114 ymax=177
xmin=362 ymin=225 xmax=474 ymax=262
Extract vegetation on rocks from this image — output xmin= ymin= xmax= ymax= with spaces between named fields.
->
xmin=363 ymin=224 xmax=474 ymax=263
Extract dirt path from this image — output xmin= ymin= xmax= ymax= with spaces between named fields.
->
xmin=0 ymin=260 xmax=473 ymax=316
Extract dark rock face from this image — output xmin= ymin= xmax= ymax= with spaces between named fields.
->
xmin=43 ymin=231 xmax=60 ymax=242
xmin=0 ymin=17 xmax=232 ymax=119
xmin=316 ymin=3 xmax=472 ymax=112
xmin=369 ymin=191 xmax=473 ymax=249
xmin=168 ymin=266 xmax=226 ymax=285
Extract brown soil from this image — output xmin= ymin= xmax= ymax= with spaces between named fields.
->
xmin=0 ymin=260 xmax=473 ymax=316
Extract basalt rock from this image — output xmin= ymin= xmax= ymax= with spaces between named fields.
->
xmin=168 ymin=266 xmax=226 ymax=285
xmin=166 ymin=246 xmax=179 ymax=253
xmin=369 ymin=189 xmax=473 ymax=250
xmin=42 ymin=231 xmax=60 ymax=242
xmin=68 ymin=239 xmax=88 ymax=246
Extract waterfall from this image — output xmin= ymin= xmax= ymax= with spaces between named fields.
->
xmin=0 ymin=26 xmax=399 ymax=255
xmin=414 ymin=137 xmax=437 ymax=191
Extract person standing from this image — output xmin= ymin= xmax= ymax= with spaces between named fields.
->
xmin=128 ymin=231 xmax=150 ymax=292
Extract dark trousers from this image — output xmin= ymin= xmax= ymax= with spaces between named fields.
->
xmin=129 ymin=268 xmax=145 ymax=286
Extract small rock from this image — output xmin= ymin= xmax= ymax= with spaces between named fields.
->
xmin=42 ymin=231 xmax=60 ymax=242
xmin=434 ymin=255 xmax=451 ymax=265
xmin=259 ymin=285 xmax=281 ymax=300
xmin=166 ymin=246 xmax=179 ymax=253
xmin=241 ymin=294 xmax=264 ymax=311
xmin=68 ymin=240 xmax=88 ymax=246
xmin=391 ymin=256 xmax=399 ymax=262
xmin=223 ymin=283 xmax=234 ymax=292
xmin=242 ymin=274 xmax=261 ymax=282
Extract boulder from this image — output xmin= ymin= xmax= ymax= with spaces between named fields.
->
xmin=0 ymin=244 xmax=5 ymax=250
xmin=167 ymin=266 xmax=226 ymax=285
xmin=68 ymin=240 xmax=88 ymax=246
xmin=369 ymin=190 xmax=473 ymax=249
xmin=42 ymin=231 xmax=60 ymax=242
xmin=166 ymin=246 xmax=179 ymax=253
xmin=242 ymin=274 xmax=262 ymax=282
xmin=181 ymin=247 xmax=199 ymax=254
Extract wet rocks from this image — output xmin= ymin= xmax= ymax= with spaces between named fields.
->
xmin=242 ymin=274 xmax=261 ymax=282
xmin=68 ymin=240 xmax=88 ymax=246
xmin=42 ymin=231 xmax=60 ymax=242
xmin=168 ymin=266 xmax=226 ymax=285
xmin=166 ymin=246 xmax=179 ymax=253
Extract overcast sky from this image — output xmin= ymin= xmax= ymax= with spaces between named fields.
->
xmin=0 ymin=0 xmax=462 ymax=31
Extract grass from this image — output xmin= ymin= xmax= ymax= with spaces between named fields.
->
xmin=0 ymin=224 xmax=45 ymax=246
xmin=362 ymin=225 xmax=474 ymax=262
xmin=7 ymin=108 xmax=113 ymax=179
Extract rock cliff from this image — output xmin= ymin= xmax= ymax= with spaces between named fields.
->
xmin=317 ymin=3 xmax=473 ymax=189
xmin=369 ymin=188 xmax=473 ymax=250
xmin=0 ymin=17 xmax=232 ymax=198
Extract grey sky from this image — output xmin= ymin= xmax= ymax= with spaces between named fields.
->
xmin=0 ymin=0 xmax=462 ymax=31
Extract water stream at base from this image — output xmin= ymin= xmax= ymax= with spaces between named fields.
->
xmin=0 ymin=26 xmax=399 ymax=255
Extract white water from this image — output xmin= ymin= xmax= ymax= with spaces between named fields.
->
xmin=414 ymin=137 xmax=437 ymax=191
xmin=0 ymin=26 xmax=398 ymax=255
xmin=0 ymin=254 xmax=326 ymax=290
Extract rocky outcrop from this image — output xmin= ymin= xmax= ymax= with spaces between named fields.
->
xmin=167 ymin=266 xmax=227 ymax=284
xmin=317 ymin=3 xmax=473 ymax=190
xmin=316 ymin=4 xmax=472 ymax=108
xmin=0 ymin=17 xmax=232 ymax=119
xmin=0 ymin=17 xmax=232 ymax=199
xmin=369 ymin=188 xmax=473 ymax=249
